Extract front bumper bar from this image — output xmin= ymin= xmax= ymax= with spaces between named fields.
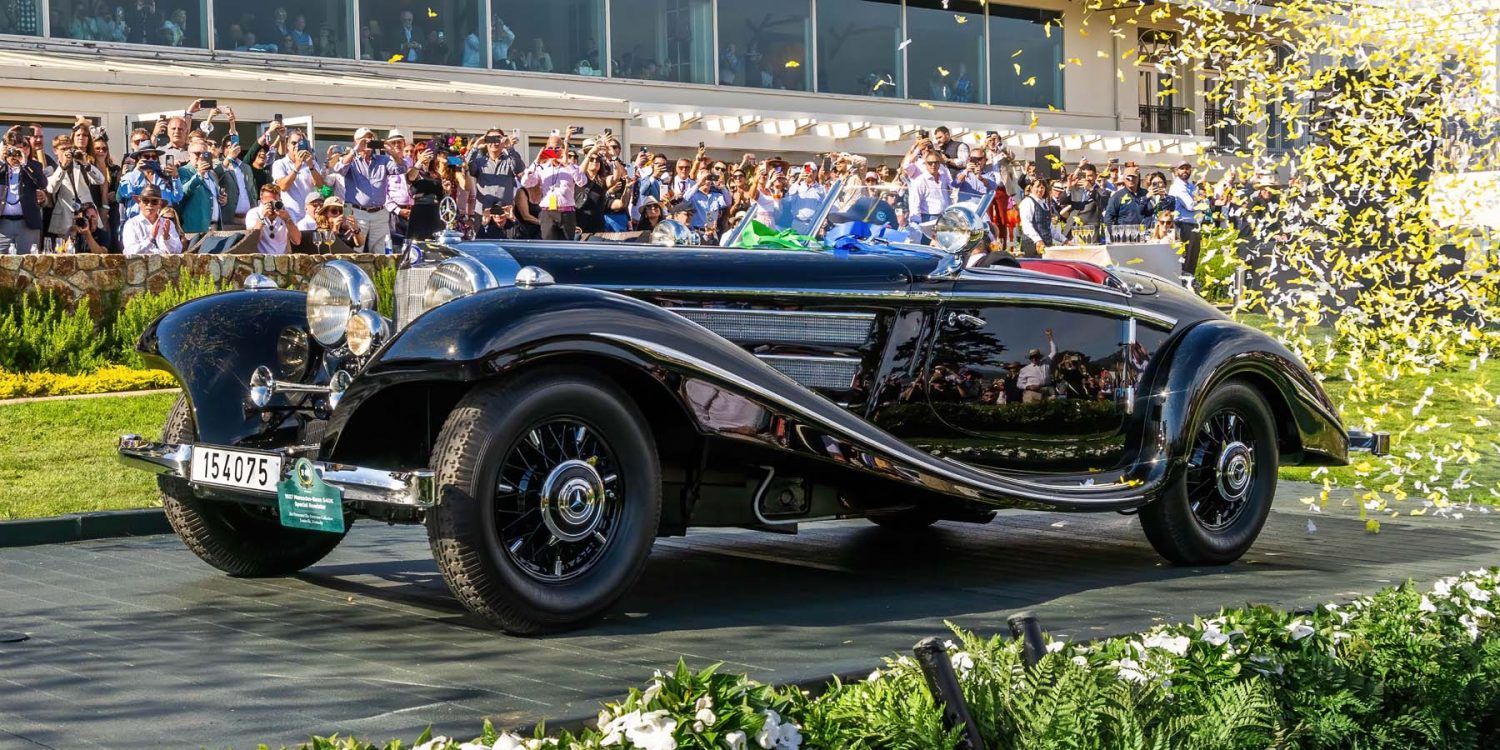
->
xmin=117 ymin=435 xmax=436 ymax=508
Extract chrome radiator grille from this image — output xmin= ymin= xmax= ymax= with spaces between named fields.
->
xmin=670 ymin=308 xmax=876 ymax=348
xmin=757 ymin=355 xmax=861 ymax=391
xmin=394 ymin=266 xmax=435 ymax=331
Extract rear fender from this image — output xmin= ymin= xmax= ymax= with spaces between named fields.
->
xmin=137 ymin=289 xmax=309 ymax=446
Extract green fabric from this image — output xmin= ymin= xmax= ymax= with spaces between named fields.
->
xmin=735 ymin=220 xmax=816 ymax=249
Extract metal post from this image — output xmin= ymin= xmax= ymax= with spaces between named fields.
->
xmin=912 ymin=637 xmax=987 ymax=750
xmin=1007 ymin=611 xmax=1046 ymax=669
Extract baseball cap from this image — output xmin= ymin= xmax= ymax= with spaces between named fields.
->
xmin=864 ymin=171 xmax=879 ymax=180
xmin=1175 ymin=159 xmax=1192 ymax=168
xmin=353 ymin=127 xmax=375 ymax=141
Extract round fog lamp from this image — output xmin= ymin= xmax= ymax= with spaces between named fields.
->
xmin=345 ymin=309 xmax=391 ymax=357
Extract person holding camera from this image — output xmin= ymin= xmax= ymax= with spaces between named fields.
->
xmin=45 ymin=133 xmax=104 ymax=244
xmin=518 ymin=126 xmax=586 ymax=241
xmin=116 ymin=145 xmax=182 ymax=222
xmin=245 ymin=183 xmax=300 ymax=254
xmin=328 ymin=127 xmax=395 ymax=251
xmin=0 ymin=129 xmax=46 ymax=254
xmin=121 ymin=184 xmax=182 ymax=255
xmin=468 ymin=128 xmax=526 ymax=217
xmin=900 ymin=132 xmax=953 ymax=240
xmin=271 ymin=129 xmax=324 ymax=225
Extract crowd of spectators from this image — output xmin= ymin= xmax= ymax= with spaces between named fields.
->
xmin=0 ymin=99 xmax=1229 ymax=265
xmin=51 ymin=0 xmax=193 ymax=46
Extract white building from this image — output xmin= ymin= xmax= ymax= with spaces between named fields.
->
xmin=0 ymin=0 xmax=1256 ymax=167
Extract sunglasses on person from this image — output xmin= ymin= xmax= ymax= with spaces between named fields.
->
xmin=324 ymin=207 xmax=344 ymax=216
xmin=139 ymin=198 xmax=163 ymax=207
xmin=924 ymin=159 xmax=941 ymax=166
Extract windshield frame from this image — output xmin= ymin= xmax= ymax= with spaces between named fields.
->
xmin=721 ymin=177 xmax=851 ymax=249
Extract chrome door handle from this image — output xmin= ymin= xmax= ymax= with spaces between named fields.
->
xmin=945 ymin=312 xmax=987 ymax=329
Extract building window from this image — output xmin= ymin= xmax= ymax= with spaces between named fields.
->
xmin=0 ymin=0 xmax=40 ymax=36
xmin=215 ymin=1 xmax=353 ymax=58
xmin=988 ymin=5 xmax=1061 ymax=109
xmin=906 ymin=0 xmax=985 ymax=104
xmin=359 ymin=0 xmax=483 ymax=67
xmin=493 ymin=0 xmax=604 ymax=74
xmin=815 ymin=0 xmax=902 ymax=97
xmin=717 ymin=0 xmax=811 ymax=91
xmin=53 ymin=0 xmax=205 ymax=47
xmin=611 ymin=0 xmax=711 ymax=82
xmin=1266 ymin=44 xmax=1294 ymax=150
xmin=1138 ymin=29 xmax=1186 ymax=135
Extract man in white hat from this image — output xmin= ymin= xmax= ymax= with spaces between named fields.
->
xmin=330 ymin=127 xmax=396 ymax=250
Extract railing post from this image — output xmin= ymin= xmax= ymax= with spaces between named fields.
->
xmin=1007 ymin=611 xmax=1047 ymax=669
xmin=912 ymin=637 xmax=987 ymax=750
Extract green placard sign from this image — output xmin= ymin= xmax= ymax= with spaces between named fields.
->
xmin=276 ymin=458 xmax=346 ymax=534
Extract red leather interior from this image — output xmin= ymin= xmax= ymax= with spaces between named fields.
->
xmin=1016 ymin=259 xmax=1111 ymax=285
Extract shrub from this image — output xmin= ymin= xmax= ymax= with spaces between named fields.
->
xmin=372 ymin=263 xmax=396 ymax=320
xmin=107 ymin=269 xmax=225 ymax=369
xmin=0 ymin=290 xmax=104 ymax=375
xmin=1195 ymin=227 xmax=1241 ymax=306
xmin=0 ymin=365 xmax=177 ymax=399
xmin=258 ymin=568 xmax=1500 ymax=750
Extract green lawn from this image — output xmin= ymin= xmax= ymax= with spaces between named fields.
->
xmin=0 ymin=392 xmax=177 ymax=520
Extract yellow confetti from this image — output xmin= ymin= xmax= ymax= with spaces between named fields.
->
xmin=918 ymin=102 xmax=936 ymax=110
xmin=954 ymin=14 xmax=967 ymax=24
xmin=426 ymin=7 xmax=437 ymax=17
xmin=1024 ymin=76 xmax=1037 ymax=86
xmin=1027 ymin=112 xmax=1038 ymax=129
xmin=938 ymin=66 xmax=950 ymax=77
xmin=387 ymin=54 xmax=404 ymax=63
xmin=785 ymin=60 xmax=800 ymax=68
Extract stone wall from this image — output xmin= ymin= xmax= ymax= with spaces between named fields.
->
xmin=0 ymin=254 xmax=398 ymax=318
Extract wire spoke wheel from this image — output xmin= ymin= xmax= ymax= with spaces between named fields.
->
xmin=493 ymin=418 xmax=622 ymax=582
xmin=1185 ymin=407 xmax=1256 ymax=531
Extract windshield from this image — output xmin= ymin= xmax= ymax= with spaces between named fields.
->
xmin=723 ymin=178 xmax=996 ymax=249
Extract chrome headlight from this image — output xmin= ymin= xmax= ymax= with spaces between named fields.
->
xmin=345 ymin=309 xmax=391 ymax=357
xmin=934 ymin=205 xmax=985 ymax=255
xmin=650 ymin=220 xmax=695 ymax=248
xmin=423 ymin=256 xmax=498 ymax=313
xmin=306 ymin=260 xmax=377 ymax=347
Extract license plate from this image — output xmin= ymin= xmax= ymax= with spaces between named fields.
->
xmin=190 ymin=446 xmax=282 ymax=493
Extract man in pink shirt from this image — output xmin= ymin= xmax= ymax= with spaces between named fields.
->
xmin=519 ymin=130 xmax=586 ymax=240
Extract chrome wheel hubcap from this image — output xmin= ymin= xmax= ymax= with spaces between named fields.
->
xmin=492 ymin=419 xmax=621 ymax=582
xmin=1187 ymin=409 xmax=1258 ymax=531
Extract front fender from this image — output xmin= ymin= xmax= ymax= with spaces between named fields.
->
xmin=137 ymin=289 xmax=308 ymax=446
xmin=1148 ymin=319 xmax=1348 ymax=472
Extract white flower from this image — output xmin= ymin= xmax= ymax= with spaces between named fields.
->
xmin=942 ymin=639 xmax=958 ymax=651
xmin=1108 ymin=658 xmax=1149 ymax=683
xmin=1285 ymin=620 xmax=1315 ymax=641
xmin=693 ymin=707 xmax=717 ymax=732
xmin=1434 ymin=578 xmax=1455 ymax=597
xmin=1471 ymin=605 xmax=1494 ymax=620
xmin=641 ymin=680 xmax=664 ymax=705
xmin=1419 ymin=595 xmax=1438 ymax=613
xmin=1460 ymin=614 xmax=1482 ymax=641
xmin=414 ymin=737 xmax=452 ymax=750
xmin=1144 ymin=633 xmax=1191 ymax=656
xmin=1070 ymin=655 xmax=1089 ymax=668
xmin=775 ymin=721 xmax=803 ymax=750
xmin=1045 ymin=641 xmax=1066 ymax=653
xmin=756 ymin=710 xmax=783 ymax=749
xmin=1460 ymin=581 xmax=1492 ymax=602
xmin=459 ymin=742 xmax=489 ymax=750
xmin=950 ymin=651 xmax=975 ymax=675
xmin=695 ymin=696 xmax=715 ymax=712
xmin=625 ymin=711 xmax=678 ymax=750
xmin=490 ymin=735 xmax=526 ymax=750
xmin=1248 ymin=655 xmax=1284 ymax=676
xmin=1200 ymin=625 xmax=1230 ymax=647
xmin=725 ymin=731 xmax=748 ymax=750
xmin=865 ymin=669 xmax=881 ymax=682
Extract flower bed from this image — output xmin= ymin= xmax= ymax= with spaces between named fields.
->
xmin=277 ymin=568 xmax=1500 ymax=749
xmin=0 ymin=365 xmax=176 ymax=399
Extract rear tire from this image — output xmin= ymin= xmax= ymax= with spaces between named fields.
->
xmin=159 ymin=395 xmax=348 ymax=577
xmin=1139 ymin=382 xmax=1278 ymax=565
xmin=425 ymin=370 xmax=661 ymax=634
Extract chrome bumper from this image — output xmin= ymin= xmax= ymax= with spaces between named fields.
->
xmin=1347 ymin=429 xmax=1391 ymax=457
xmin=117 ymin=435 xmax=436 ymax=508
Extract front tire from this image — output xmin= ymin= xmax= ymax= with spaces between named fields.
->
xmin=426 ymin=370 xmax=661 ymax=634
xmin=1139 ymin=382 xmax=1278 ymax=565
xmin=159 ymin=395 xmax=348 ymax=577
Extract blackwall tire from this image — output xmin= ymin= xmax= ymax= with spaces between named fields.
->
xmin=158 ymin=395 xmax=348 ymax=577
xmin=425 ymin=370 xmax=661 ymax=634
xmin=1139 ymin=381 xmax=1278 ymax=565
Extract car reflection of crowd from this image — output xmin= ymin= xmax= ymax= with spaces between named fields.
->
xmin=912 ymin=331 xmax=1148 ymax=407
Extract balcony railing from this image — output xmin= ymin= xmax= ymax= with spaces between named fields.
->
xmin=1139 ymin=105 xmax=1191 ymax=136
xmin=1204 ymin=104 xmax=1251 ymax=151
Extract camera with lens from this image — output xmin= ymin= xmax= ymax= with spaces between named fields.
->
xmin=3 ymin=147 xmax=21 ymax=159
xmin=915 ymin=129 xmax=930 ymax=140
xmin=74 ymin=215 xmax=91 ymax=230
xmin=269 ymin=199 xmax=284 ymax=212
xmin=69 ymin=149 xmax=84 ymax=161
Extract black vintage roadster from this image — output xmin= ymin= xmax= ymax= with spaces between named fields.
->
xmin=119 ymin=182 xmax=1349 ymax=633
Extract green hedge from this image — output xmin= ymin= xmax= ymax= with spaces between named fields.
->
xmin=273 ymin=567 xmax=1500 ymax=750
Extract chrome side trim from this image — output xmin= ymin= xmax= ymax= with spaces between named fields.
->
xmin=596 ymin=333 xmax=1147 ymax=505
xmin=670 ymin=308 xmax=877 ymax=347
xmin=605 ymin=284 xmax=1175 ymax=328
xmin=756 ymin=355 xmax=861 ymax=390
xmin=116 ymin=436 xmax=436 ymax=508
